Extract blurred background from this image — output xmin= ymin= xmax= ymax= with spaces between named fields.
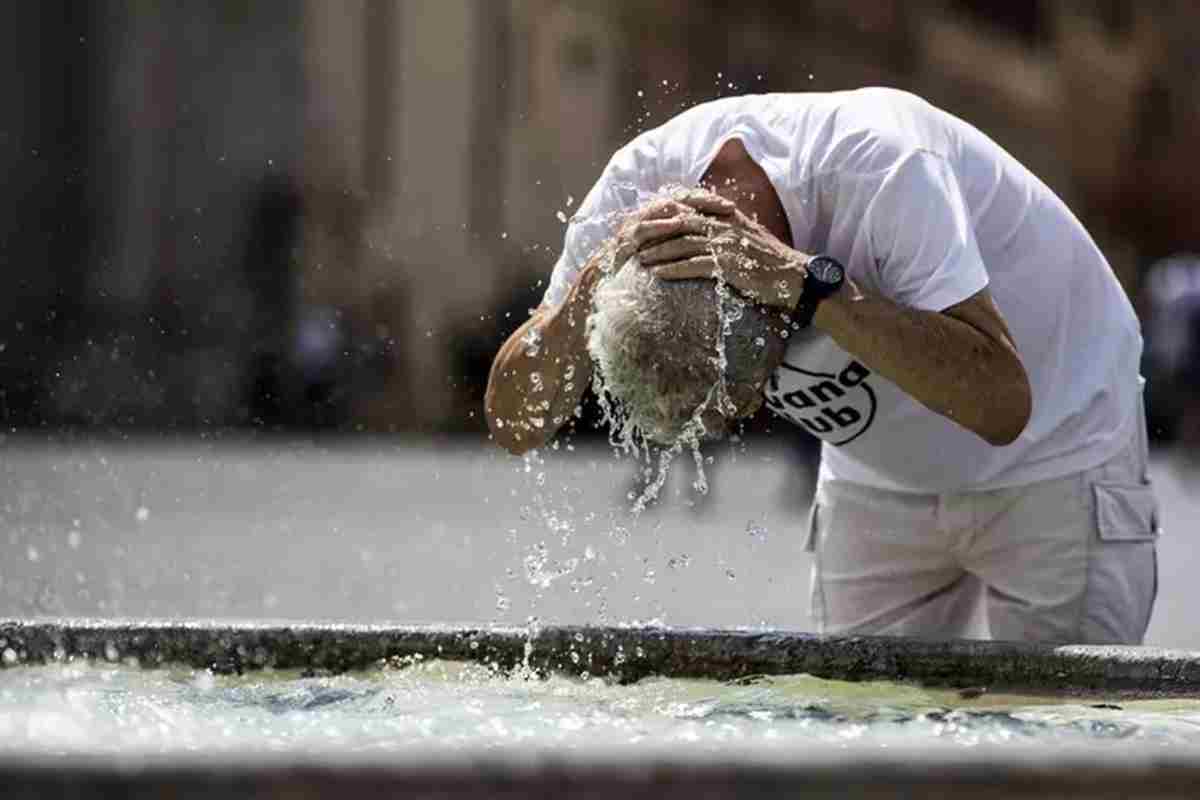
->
xmin=1 ymin=1 xmax=1198 ymax=642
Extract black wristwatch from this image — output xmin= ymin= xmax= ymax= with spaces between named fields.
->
xmin=792 ymin=255 xmax=845 ymax=328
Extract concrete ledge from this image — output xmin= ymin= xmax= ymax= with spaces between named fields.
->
xmin=4 ymin=751 xmax=1200 ymax=800
xmin=3 ymin=618 xmax=1200 ymax=697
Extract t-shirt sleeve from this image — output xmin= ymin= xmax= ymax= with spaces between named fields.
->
xmin=861 ymin=149 xmax=989 ymax=312
xmin=541 ymin=191 xmax=612 ymax=310
xmin=541 ymin=156 xmax=649 ymax=310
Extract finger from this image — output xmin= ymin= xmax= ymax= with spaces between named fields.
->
xmin=633 ymin=215 xmax=726 ymax=248
xmin=650 ymin=255 xmax=719 ymax=281
xmin=638 ymin=198 xmax=691 ymax=221
xmin=639 ymin=235 xmax=717 ymax=266
xmin=670 ymin=188 xmax=737 ymax=217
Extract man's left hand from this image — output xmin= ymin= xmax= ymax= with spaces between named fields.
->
xmin=632 ymin=193 xmax=809 ymax=310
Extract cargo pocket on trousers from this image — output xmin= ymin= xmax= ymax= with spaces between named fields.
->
xmin=1093 ymin=482 xmax=1160 ymax=541
xmin=1088 ymin=482 xmax=1159 ymax=642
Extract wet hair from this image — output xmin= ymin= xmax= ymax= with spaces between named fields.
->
xmin=587 ymin=257 xmax=784 ymax=444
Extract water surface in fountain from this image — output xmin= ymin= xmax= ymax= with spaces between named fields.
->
xmin=3 ymin=659 xmax=1200 ymax=759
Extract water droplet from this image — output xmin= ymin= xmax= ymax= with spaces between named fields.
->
xmin=725 ymin=568 xmax=736 ymax=580
xmin=555 ymin=210 xmax=568 ymax=223
xmin=104 ymin=641 xmax=120 ymax=662
xmin=667 ymin=554 xmax=691 ymax=570
xmin=135 ymin=507 xmax=150 ymax=522
xmin=2 ymin=648 xmax=18 ymax=665
xmin=67 ymin=531 xmax=82 ymax=549
xmin=521 ymin=328 xmax=543 ymax=357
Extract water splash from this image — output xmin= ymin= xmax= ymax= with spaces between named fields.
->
xmin=581 ymin=186 xmax=772 ymax=515
xmin=520 ymin=328 xmax=542 ymax=358
xmin=494 ymin=584 xmax=511 ymax=613
xmin=522 ymin=541 xmax=580 ymax=590
xmin=666 ymin=554 xmax=691 ymax=570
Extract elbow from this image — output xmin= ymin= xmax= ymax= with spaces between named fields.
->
xmin=493 ymin=429 xmax=545 ymax=457
xmin=488 ymin=419 xmax=540 ymax=456
xmin=485 ymin=401 xmax=548 ymax=456
xmin=484 ymin=378 xmax=528 ymax=455
xmin=496 ymin=437 xmax=535 ymax=457
xmin=979 ymin=370 xmax=1032 ymax=447
xmin=486 ymin=411 xmax=527 ymax=456
xmin=981 ymin=418 xmax=1027 ymax=448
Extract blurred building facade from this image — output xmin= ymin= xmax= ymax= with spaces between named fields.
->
xmin=2 ymin=1 xmax=1199 ymax=440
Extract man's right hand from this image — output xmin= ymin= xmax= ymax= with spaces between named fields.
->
xmin=618 ymin=190 xmax=737 ymax=255
xmin=630 ymin=189 xmax=808 ymax=310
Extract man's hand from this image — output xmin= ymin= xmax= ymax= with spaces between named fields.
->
xmin=610 ymin=189 xmax=737 ymax=264
xmin=630 ymin=190 xmax=809 ymax=310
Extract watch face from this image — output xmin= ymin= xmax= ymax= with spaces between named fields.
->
xmin=810 ymin=256 xmax=844 ymax=285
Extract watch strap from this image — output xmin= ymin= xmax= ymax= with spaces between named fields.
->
xmin=793 ymin=255 xmax=844 ymax=328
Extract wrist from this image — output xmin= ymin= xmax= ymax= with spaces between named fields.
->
xmin=782 ymin=255 xmax=809 ymax=312
xmin=811 ymin=279 xmax=850 ymax=330
xmin=792 ymin=254 xmax=846 ymax=327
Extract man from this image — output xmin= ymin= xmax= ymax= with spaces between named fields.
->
xmin=485 ymin=88 xmax=1158 ymax=645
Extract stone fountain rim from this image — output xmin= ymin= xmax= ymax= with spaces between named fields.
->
xmin=3 ymin=617 xmax=1200 ymax=699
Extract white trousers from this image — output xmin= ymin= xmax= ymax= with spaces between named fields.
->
xmin=806 ymin=422 xmax=1160 ymax=644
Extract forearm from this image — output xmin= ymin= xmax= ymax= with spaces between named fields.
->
xmin=484 ymin=264 xmax=601 ymax=455
xmin=813 ymin=283 xmax=1032 ymax=445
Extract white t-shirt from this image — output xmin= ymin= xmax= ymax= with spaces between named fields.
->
xmin=543 ymin=88 xmax=1143 ymax=492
